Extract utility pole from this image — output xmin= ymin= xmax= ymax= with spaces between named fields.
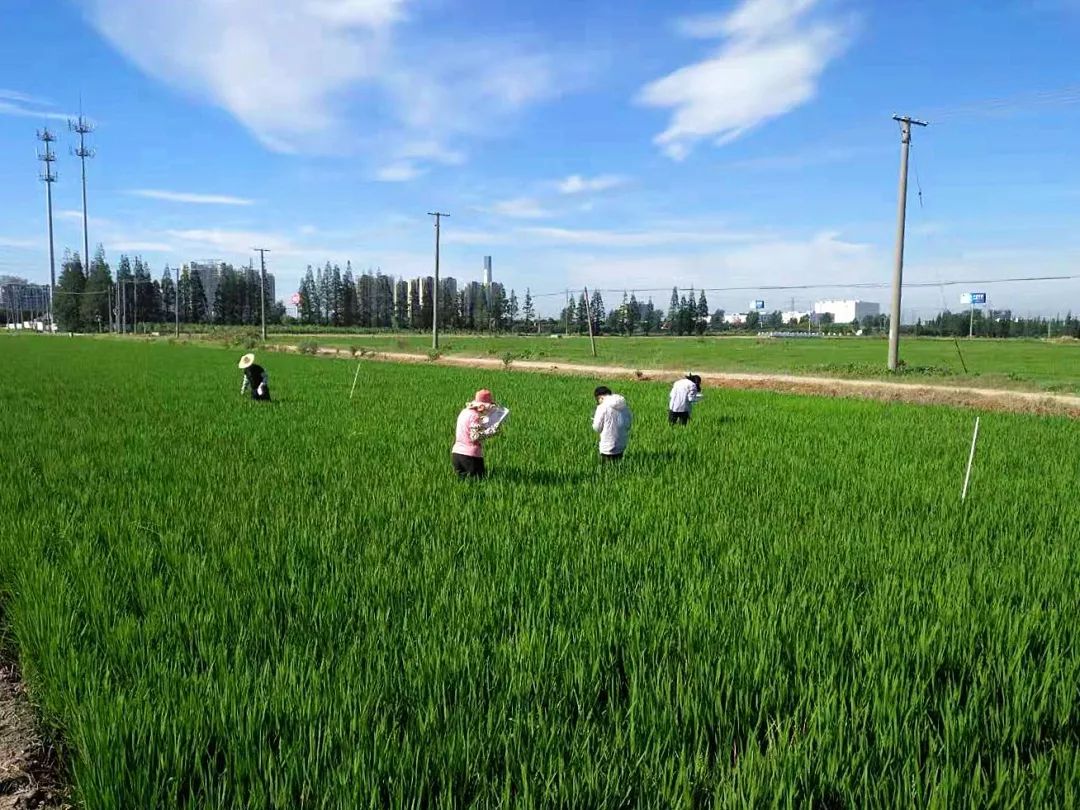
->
xmin=175 ymin=266 xmax=180 ymax=338
xmin=253 ymin=248 xmax=270 ymax=340
xmin=68 ymin=112 xmax=95 ymax=279
xmin=37 ymin=129 xmax=58 ymax=331
xmin=583 ymin=286 xmax=598 ymax=357
xmin=427 ymin=212 xmax=449 ymax=350
xmin=887 ymin=114 xmax=927 ymax=372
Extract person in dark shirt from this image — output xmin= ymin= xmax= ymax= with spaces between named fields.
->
xmin=238 ymin=353 xmax=271 ymax=401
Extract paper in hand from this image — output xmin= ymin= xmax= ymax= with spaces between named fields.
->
xmin=482 ymin=406 xmax=509 ymax=431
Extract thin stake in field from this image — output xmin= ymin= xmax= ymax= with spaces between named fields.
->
xmin=961 ymin=416 xmax=981 ymax=501
xmin=349 ymin=362 xmax=363 ymax=400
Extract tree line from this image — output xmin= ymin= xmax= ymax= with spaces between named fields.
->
xmin=558 ymin=287 xmax=715 ymax=335
xmin=295 ymin=262 xmax=537 ymax=332
xmin=52 ymin=247 xmax=285 ymax=331
xmin=49 ymin=250 xmax=1079 ymax=338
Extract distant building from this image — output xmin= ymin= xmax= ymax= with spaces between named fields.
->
xmin=813 ymin=299 xmax=880 ymax=323
xmin=781 ymin=310 xmax=810 ymax=323
xmin=188 ymin=260 xmax=223 ymax=312
xmin=265 ymin=272 xmax=276 ymax=303
xmin=1 ymin=282 xmax=50 ymax=320
xmin=724 ymin=312 xmax=747 ymax=326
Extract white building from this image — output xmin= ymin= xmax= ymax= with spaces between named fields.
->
xmin=782 ymin=310 xmax=810 ymax=323
xmin=813 ymin=299 xmax=880 ymax=323
xmin=724 ymin=312 xmax=747 ymax=325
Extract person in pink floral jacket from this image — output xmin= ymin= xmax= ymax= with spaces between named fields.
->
xmin=451 ymin=389 xmax=504 ymax=479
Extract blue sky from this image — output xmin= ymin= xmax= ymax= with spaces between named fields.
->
xmin=1 ymin=0 xmax=1079 ymax=317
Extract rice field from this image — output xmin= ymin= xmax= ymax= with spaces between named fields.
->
xmin=1 ymin=335 xmax=1078 ymax=808
xmin=295 ymin=333 xmax=1080 ymax=394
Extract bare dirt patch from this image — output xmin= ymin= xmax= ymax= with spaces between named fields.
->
xmin=0 ymin=666 xmax=66 ymax=810
xmin=269 ymin=344 xmax=1080 ymax=419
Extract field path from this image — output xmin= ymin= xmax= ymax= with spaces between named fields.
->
xmin=272 ymin=344 xmax=1080 ymax=418
xmin=0 ymin=666 xmax=65 ymax=810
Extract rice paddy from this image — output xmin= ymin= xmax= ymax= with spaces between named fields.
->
xmin=0 ymin=335 xmax=1077 ymax=808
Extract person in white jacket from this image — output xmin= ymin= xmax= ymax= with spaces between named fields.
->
xmin=668 ymin=373 xmax=702 ymax=425
xmin=592 ymin=386 xmax=632 ymax=462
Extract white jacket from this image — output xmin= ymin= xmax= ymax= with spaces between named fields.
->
xmin=668 ymin=378 xmax=702 ymax=413
xmin=592 ymin=394 xmax=632 ymax=455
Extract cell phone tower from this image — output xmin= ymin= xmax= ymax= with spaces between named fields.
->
xmin=36 ymin=128 xmax=58 ymax=329
xmin=68 ymin=110 xmax=95 ymax=281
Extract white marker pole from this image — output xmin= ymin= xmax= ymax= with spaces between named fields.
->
xmin=961 ymin=416 xmax=981 ymax=501
xmin=349 ymin=362 xmax=363 ymax=400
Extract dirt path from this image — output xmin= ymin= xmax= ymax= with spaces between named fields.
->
xmin=271 ymin=344 xmax=1080 ymax=418
xmin=0 ymin=666 xmax=66 ymax=810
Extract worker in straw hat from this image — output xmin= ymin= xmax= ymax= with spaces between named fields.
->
xmin=451 ymin=388 xmax=506 ymax=478
xmin=238 ymin=354 xmax=271 ymax=401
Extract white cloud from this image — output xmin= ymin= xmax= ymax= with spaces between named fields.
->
xmin=166 ymin=228 xmax=299 ymax=255
xmin=639 ymin=0 xmax=851 ymax=159
xmin=110 ymin=241 xmax=177 ymax=253
xmin=0 ymin=236 xmax=38 ymax=250
xmin=395 ymin=140 xmax=466 ymax=166
xmin=568 ymin=231 xmax=877 ymax=292
xmin=490 ymin=198 xmax=553 ymax=219
xmin=442 ymin=229 xmax=511 ymax=246
xmin=556 ymin=174 xmax=627 ymax=195
xmin=304 ymin=0 xmax=408 ymax=27
xmin=522 ymin=226 xmax=765 ymax=248
xmin=375 ymin=162 xmax=424 ymax=182
xmin=0 ymin=89 xmax=43 ymax=104
xmin=728 ymin=144 xmax=884 ymax=171
xmin=78 ymin=0 xmax=576 ymax=170
xmin=79 ymin=0 xmax=401 ymax=153
xmin=0 ymin=89 xmax=72 ymax=122
xmin=127 ymin=189 xmax=254 ymax=205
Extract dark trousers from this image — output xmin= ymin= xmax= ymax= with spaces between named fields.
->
xmin=668 ymin=410 xmax=690 ymax=425
xmin=600 ymin=452 xmax=624 ymax=463
xmin=452 ymin=453 xmax=486 ymax=479
xmin=252 ymin=387 xmax=271 ymax=402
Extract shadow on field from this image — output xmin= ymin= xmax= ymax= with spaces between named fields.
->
xmin=495 ymin=467 xmax=590 ymax=486
xmin=626 ymin=450 xmax=677 ymax=465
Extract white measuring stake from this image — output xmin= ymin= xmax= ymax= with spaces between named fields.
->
xmin=961 ymin=416 xmax=981 ymax=501
xmin=349 ymin=362 xmax=363 ymax=400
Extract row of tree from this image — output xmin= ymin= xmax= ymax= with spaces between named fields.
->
xmin=47 ymin=251 xmax=1080 ymax=338
xmin=51 ymin=248 xmax=288 ymax=331
xmin=558 ymin=288 xmax=714 ymax=335
xmin=295 ymin=263 xmax=537 ymax=332
xmin=916 ymin=310 xmax=1080 ymax=338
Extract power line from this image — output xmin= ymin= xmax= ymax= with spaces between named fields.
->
xmin=529 ymin=273 xmax=1079 ymax=300
xmin=922 ymin=84 xmax=1080 ymax=123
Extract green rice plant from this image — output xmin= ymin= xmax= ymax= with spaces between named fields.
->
xmin=0 ymin=335 xmax=1078 ymax=808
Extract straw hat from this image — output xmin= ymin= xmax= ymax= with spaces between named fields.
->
xmin=468 ymin=389 xmax=494 ymax=409
xmin=238 ymin=353 xmax=256 ymax=369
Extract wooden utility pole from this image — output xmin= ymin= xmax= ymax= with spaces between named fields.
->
xmin=175 ymin=266 xmax=180 ymax=338
xmin=583 ymin=286 xmax=597 ymax=357
xmin=253 ymin=248 xmax=270 ymax=340
xmin=427 ymin=212 xmax=449 ymax=350
xmin=887 ymin=114 xmax=927 ymax=371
